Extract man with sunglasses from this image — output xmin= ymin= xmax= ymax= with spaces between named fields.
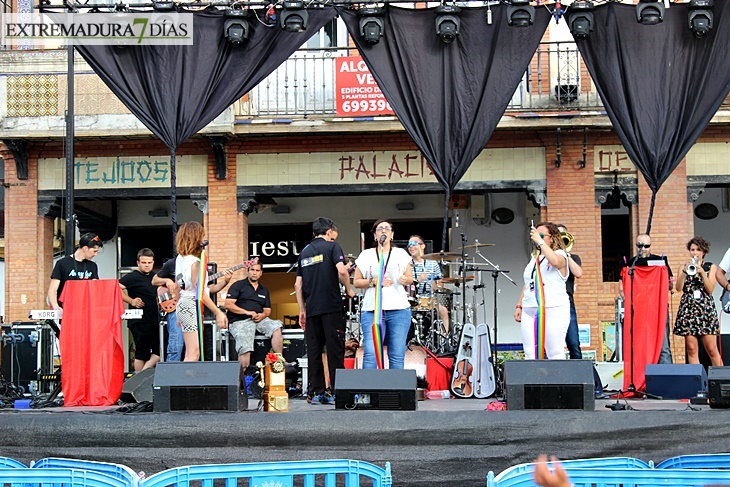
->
xmin=626 ymin=233 xmax=674 ymax=364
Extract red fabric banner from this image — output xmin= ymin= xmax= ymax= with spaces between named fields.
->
xmin=621 ymin=265 xmax=669 ymax=394
xmin=60 ymin=279 xmax=125 ymax=406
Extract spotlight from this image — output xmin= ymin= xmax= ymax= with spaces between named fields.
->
xmin=435 ymin=5 xmax=460 ymax=44
xmin=688 ymin=0 xmax=713 ymax=37
xmin=566 ymin=0 xmax=594 ymax=39
xmin=636 ymin=0 xmax=664 ymax=25
xmin=224 ymin=9 xmax=250 ymax=46
xmin=359 ymin=6 xmax=385 ymax=45
xmin=507 ymin=0 xmax=535 ymax=27
xmin=152 ymin=0 xmax=175 ymax=11
xmin=280 ymin=0 xmax=308 ymax=32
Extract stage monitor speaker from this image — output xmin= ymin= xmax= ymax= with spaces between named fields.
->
xmin=504 ymin=360 xmax=595 ymax=411
xmin=153 ymin=362 xmax=245 ymax=412
xmin=645 ymin=364 xmax=707 ymax=399
xmin=120 ymin=368 xmax=155 ymax=403
xmin=334 ymin=369 xmax=417 ymax=411
xmin=708 ymin=366 xmax=730 ymax=409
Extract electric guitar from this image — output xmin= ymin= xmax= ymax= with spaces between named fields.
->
xmin=157 ymin=257 xmax=259 ymax=313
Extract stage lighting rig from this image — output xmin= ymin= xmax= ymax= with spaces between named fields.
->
xmin=566 ymin=0 xmax=594 ymax=39
xmin=280 ymin=0 xmax=308 ymax=32
xmin=636 ymin=0 xmax=664 ymax=25
xmin=507 ymin=0 xmax=535 ymax=27
xmin=152 ymin=0 xmax=175 ymax=11
xmin=687 ymin=0 xmax=713 ymax=37
xmin=359 ymin=6 xmax=385 ymax=45
xmin=224 ymin=8 xmax=250 ymax=46
xmin=435 ymin=5 xmax=460 ymax=44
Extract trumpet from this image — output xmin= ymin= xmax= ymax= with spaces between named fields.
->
xmin=561 ymin=231 xmax=574 ymax=253
xmin=686 ymin=257 xmax=698 ymax=276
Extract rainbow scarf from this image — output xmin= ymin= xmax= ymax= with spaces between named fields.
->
xmin=196 ymin=249 xmax=207 ymax=361
xmin=533 ymin=255 xmax=546 ymax=360
xmin=372 ymin=247 xmax=386 ymax=369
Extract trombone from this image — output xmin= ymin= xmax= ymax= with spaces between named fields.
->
xmin=561 ymin=231 xmax=574 ymax=253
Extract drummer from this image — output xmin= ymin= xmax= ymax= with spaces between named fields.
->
xmin=407 ymin=235 xmax=450 ymax=332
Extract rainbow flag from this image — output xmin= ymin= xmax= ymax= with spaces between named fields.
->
xmin=371 ymin=248 xmax=386 ymax=369
xmin=533 ymin=255 xmax=546 ymax=360
xmin=196 ymin=249 xmax=207 ymax=361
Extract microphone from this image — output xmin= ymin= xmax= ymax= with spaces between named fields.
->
xmin=455 ymin=211 xmax=459 ymax=228
xmin=200 ymin=240 xmax=209 ymax=249
xmin=379 ymin=234 xmax=387 ymax=246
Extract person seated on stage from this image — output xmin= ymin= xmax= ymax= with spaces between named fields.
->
xmin=623 ymin=233 xmax=674 ymax=364
xmin=407 ymin=235 xmax=449 ymax=332
xmin=47 ymin=232 xmax=102 ymax=310
xmin=225 ymin=262 xmax=283 ymax=372
xmin=119 ymin=248 xmax=160 ymax=372
xmin=674 ymin=237 xmax=723 ymax=367
xmin=152 ymin=258 xmax=233 ymax=362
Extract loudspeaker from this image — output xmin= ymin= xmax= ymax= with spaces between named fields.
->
xmin=120 ymin=368 xmax=155 ymax=403
xmin=334 ymin=369 xmax=417 ymax=411
xmin=504 ymin=360 xmax=595 ymax=411
xmin=645 ymin=364 xmax=707 ymax=399
xmin=153 ymin=362 xmax=245 ymax=412
xmin=708 ymin=366 xmax=730 ymax=409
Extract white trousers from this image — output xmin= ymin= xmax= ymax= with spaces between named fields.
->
xmin=520 ymin=305 xmax=571 ymax=360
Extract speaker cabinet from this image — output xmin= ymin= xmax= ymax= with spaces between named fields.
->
xmin=334 ymin=369 xmax=417 ymax=411
xmin=505 ymin=360 xmax=595 ymax=411
xmin=153 ymin=362 xmax=245 ymax=412
xmin=120 ymin=368 xmax=155 ymax=403
xmin=645 ymin=364 xmax=707 ymax=399
xmin=708 ymin=366 xmax=730 ymax=409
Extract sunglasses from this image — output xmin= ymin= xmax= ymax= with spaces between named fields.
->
xmin=539 ymin=233 xmax=545 ymax=239
xmin=375 ymin=226 xmax=392 ymax=232
xmin=636 ymin=243 xmax=651 ymax=249
xmin=407 ymin=241 xmax=423 ymax=247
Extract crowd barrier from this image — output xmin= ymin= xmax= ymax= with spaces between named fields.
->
xmin=656 ymin=452 xmax=730 ymax=470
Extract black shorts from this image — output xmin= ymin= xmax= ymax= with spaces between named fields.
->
xmin=130 ymin=321 xmax=160 ymax=361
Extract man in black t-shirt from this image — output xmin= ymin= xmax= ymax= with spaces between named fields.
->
xmin=47 ymin=232 xmax=102 ymax=310
xmin=558 ymin=224 xmax=583 ymax=360
xmin=120 ymin=248 xmax=160 ymax=372
xmin=225 ymin=262 xmax=282 ymax=371
xmin=295 ymin=217 xmax=353 ymax=404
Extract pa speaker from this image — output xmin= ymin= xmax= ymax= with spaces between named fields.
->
xmin=505 ymin=360 xmax=595 ymax=411
xmin=335 ymin=369 xmax=417 ymax=411
xmin=120 ymin=368 xmax=155 ymax=403
xmin=708 ymin=366 xmax=730 ymax=409
xmin=645 ymin=364 xmax=707 ymax=399
xmin=153 ymin=362 xmax=245 ymax=412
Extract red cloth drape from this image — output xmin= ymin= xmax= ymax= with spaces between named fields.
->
xmin=60 ymin=279 xmax=125 ymax=406
xmin=621 ymin=266 xmax=669 ymax=394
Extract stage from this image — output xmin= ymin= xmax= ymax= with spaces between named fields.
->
xmin=1 ymin=397 xmax=729 ymax=486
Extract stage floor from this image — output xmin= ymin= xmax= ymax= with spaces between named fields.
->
xmin=1 ymin=395 xmax=729 ymax=486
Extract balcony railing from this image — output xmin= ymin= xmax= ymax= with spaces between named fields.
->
xmin=234 ymin=41 xmax=607 ymax=118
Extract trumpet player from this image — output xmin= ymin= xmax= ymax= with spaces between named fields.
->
xmin=557 ymin=224 xmax=583 ymax=360
xmin=674 ymin=237 xmax=723 ymax=366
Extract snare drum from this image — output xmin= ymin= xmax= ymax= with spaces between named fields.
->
xmin=416 ymin=295 xmax=437 ymax=311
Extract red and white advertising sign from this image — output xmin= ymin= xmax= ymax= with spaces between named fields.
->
xmin=335 ymin=56 xmax=394 ymax=117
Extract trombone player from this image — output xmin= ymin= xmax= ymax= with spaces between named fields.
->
xmin=557 ymin=224 xmax=583 ymax=359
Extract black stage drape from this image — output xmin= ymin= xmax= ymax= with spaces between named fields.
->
xmin=76 ymin=7 xmax=337 ymax=245
xmin=575 ymin=1 xmax=730 ymax=234
xmin=340 ymin=6 xmax=549 ymax=249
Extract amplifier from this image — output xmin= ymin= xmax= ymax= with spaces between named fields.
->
xmin=335 ymin=369 xmax=417 ymax=411
xmin=505 ymin=360 xmax=595 ymax=411
xmin=708 ymin=366 xmax=730 ymax=409
xmin=645 ymin=364 xmax=707 ymax=399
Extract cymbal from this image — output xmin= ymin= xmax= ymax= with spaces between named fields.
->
xmin=460 ymin=241 xmax=495 ymax=250
xmin=442 ymin=275 xmax=476 ymax=284
xmin=421 ymin=252 xmax=463 ymax=261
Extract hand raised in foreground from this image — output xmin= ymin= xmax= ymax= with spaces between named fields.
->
xmin=533 ymin=455 xmax=570 ymax=487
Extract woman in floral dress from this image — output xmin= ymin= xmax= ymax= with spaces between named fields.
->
xmin=674 ymin=237 xmax=723 ymax=366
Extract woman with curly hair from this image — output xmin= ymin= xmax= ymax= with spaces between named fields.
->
xmin=514 ymin=222 xmax=570 ymax=360
xmin=674 ymin=236 xmax=723 ymax=366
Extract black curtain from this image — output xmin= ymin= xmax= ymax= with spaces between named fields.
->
xmin=575 ymin=1 xmax=730 ymax=234
xmin=76 ymin=7 xmax=337 ymax=246
xmin=340 ymin=6 xmax=550 ymax=249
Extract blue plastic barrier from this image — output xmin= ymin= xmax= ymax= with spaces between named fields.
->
xmin=31 ymin=458 xmax=138 ymax=487
xmin=0 ymin=467 xmax=130 ymax=487
xmin=657 ymin=453 xmax=730 ymax=470
xmin=0 ymin=457 xmax=27 ymax=468
xmin=488 ymin=466 xmax=730 ymax=487
xmin=141 ymin=460 xmax=392 ymax=487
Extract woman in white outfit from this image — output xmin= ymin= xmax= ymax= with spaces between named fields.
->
xmin=514 ymin=222 xmax=570 ymax=360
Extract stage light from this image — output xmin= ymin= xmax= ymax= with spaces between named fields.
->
xmin=224 ymin=9 xmax=250 ymax=46
xmin=435 ymin=5 xmax=460 ymax=44
xmin=566 ymin=0 xmax=594 ymax=39
xmin=359 ymin=6 xmax=384 ymax=45
xmin=280 ymin=0 xmax=308 ymax=32
xmin=152 ymin=0 xmax=175 ymax=11
xmin=507 ymin=0 xmax=535 ymax=27
xmin=688 ymin=0 xmax=713 ymax=37
xmin=636 ymin=0 xmax=664 ymax=25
